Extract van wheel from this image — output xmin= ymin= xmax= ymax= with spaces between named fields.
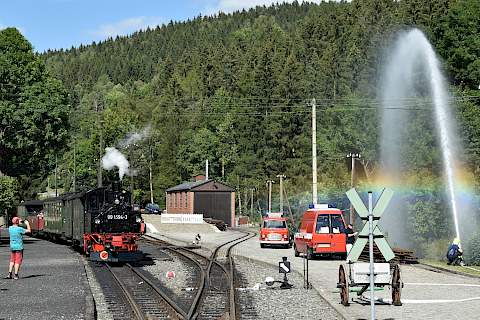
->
xmin=260 ymin=243 xmax=265 ymax=248
xmin=294 ymin=245 xmax=300 ymax=257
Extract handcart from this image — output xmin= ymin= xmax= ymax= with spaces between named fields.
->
xmin=337 ymin=262 xmax=402 ymax=306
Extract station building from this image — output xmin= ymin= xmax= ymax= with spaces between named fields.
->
xmin=165 ymin=175 xmax=236 ymax=227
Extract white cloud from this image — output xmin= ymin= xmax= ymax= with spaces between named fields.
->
xmin=93 ymin=16 xmax=164 ymax=39
xmin=204 ymin=0 xmax=325 ymax=14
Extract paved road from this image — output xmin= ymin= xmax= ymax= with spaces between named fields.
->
xmin=148 ymin=224 xmax=480 ymax=320
xmin=0 ymin=228 xmax=90 ymax=320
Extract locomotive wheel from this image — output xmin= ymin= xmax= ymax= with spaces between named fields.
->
xmin=391 ymin=264 xmax=402 ymax=306
xmin=338 ymin=264 xmax=350 ymax=306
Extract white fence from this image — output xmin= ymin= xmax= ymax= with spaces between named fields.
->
xmin=161 ymin=213 xmax=204 ymax=224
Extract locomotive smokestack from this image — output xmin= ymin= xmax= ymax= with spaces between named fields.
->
xmin=112 ymin=181 xmax=121 ymax=192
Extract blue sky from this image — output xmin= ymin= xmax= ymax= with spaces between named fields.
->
xmin=0 ymin=0 xmax=323 ymax=52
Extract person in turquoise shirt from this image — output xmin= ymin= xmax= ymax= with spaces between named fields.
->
xmin=6 ymin=217 xmax=31 ymax=280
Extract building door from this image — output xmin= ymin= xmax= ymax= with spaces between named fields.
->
xmin=194 ymin=192 xmax=231 ymax=226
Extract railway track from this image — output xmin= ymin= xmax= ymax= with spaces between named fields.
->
xmin=91 ymin=261 xmax=187 ymax=319
xmin=142 ymin=231 xmax=255 ymax=320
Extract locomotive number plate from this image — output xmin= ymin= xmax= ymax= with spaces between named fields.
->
xmin=107 ymin=214 xmax=128 ymax=220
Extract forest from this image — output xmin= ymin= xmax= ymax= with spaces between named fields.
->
xmin=1 ymin=0 xmax=479 ymax=257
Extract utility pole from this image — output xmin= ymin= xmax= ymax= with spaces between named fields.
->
xmin=250 ymin=188 xmax=254 ymax=216
xmin=346 ymin=153 xmax=361 ymax=225
xmin=283 ymin=186 xmax=295 ymax=225
xmin=149 ymin=144 xmax=154 ymax=204
xmin=96 ymin=99 xmax=103 ymax=188
xmin=311 ymin=98 xmax=318 ymax=205
xmin=277 ymin=174 xmax=286 ymax=214
xmin=130 ymin=144 xmax=135 ymax=204
xmin=73 ymin=141 xmax=76 ymax=192
xmin=54 ymin=154 xmax=58 ymax=197
xmin=266 ymin=180 xmax=275 ymax=214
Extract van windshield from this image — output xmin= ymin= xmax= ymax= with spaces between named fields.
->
xmin=263 ymin=220 xmax=286 ymax=229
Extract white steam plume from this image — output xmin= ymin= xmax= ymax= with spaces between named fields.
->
xmin=118 ymin=124 xmax=151 ymax=148
xmin=101 ymin=147 xmax=130 ymax=180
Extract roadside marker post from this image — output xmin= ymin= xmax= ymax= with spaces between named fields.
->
xmin=279 ymin=257 xmax=293 ymax=289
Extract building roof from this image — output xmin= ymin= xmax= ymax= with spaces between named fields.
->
xmin=18 ymin=199 xmax=44 ymax=206
xmin=166 ymin=180 xmax=234 ymax=192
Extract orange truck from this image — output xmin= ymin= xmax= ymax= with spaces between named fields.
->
xmin=293 ymin=204 xmax=347 ymax=259
xmin=259 ymin=213 xmax=292 ymax=248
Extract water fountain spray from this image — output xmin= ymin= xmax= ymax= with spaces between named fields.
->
xmin=380 ymin=29 xmax=461 ymax=245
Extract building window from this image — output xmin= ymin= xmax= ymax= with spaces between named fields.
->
xmin=184 ymin=192 xmax=188 ymax=208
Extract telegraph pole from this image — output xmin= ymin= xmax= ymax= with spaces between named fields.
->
xmin=277 ymin=174 xmax=286 ymax=214
xmin=73 ymin=141 xmax=76 ymax=192
xmin=346 ymin=153 xmax=361 ymax=225
xmin=250 ymin=188 xmax=254 ymax=216
xmin=96 ymin=99 xmax=103 ymax=188
xmin=130 ymin=145 xmax=135 ymax=204
xmin=311 ymin=98 xmax=318 ymax=205
xmin=54 ymin=154 xmax=58 ymax=197
xmin=149 ymin=143 xmax=154 ymax=204
xmin=266 ymin=180 xmax=275 ymax=214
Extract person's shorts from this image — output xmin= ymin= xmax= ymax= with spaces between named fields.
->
xmin=10 ymin=250 xmax=23 ymax=264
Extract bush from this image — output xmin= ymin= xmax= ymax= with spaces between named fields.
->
xmin=419 ymin=238 xmax=451 ymax=260
xmin=0 ymin=176 xmax=19 ymax=214
xmin=465 ymin=233 xmax=480 ymax=265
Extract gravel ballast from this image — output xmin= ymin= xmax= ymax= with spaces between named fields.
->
xmin=234 ymin=257 xmax=342 ymax=320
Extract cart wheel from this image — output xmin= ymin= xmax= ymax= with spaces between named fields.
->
xmin=391 ymin=264 xmax=402 ymax=306
xmin=339 ymin=265 xmax=350 ymax=306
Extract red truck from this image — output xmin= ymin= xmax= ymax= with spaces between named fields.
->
xmin=259 ymin=213 xmax=292 ymax=248
xmin=294 ymin=204 xmax=347 ymax=259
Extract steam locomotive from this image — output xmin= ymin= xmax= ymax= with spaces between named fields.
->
xmin=17 ymin=182 xmax=145 ymax=262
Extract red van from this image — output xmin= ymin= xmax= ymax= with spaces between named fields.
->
xmin=259 ymin=213 xmax=291 ymax=248
xmin=293 ymin=204 xmax=347 ymax=259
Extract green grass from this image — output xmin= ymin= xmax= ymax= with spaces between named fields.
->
xmin=421 ymin=259 xmax=480 ymax=277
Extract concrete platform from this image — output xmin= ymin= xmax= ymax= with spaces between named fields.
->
xmin=142 ymin=214 xmax=220 ymax=235
xmin=148 ymin=226 xmax=480 ymax=320
xmin=0 ymin=228 xmax=92 ymax=320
